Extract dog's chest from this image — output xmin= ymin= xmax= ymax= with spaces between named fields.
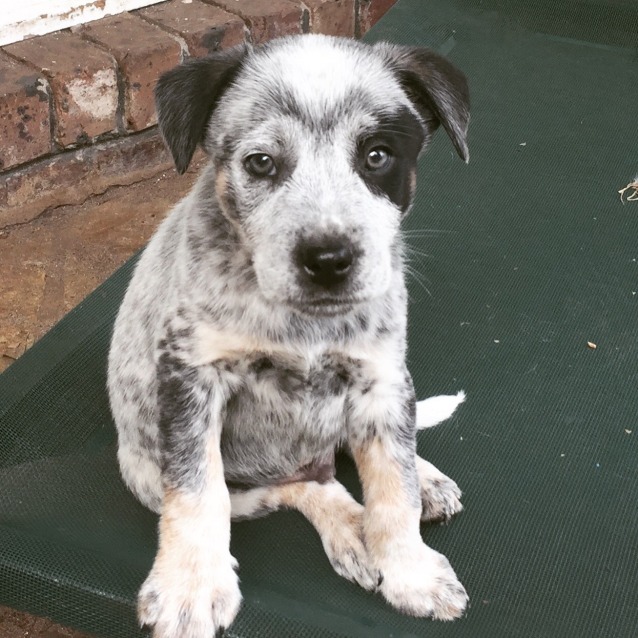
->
xmin=219 ymin=349 xmax=360 ymax=484
xmin=241 ymin=351 xmax=354 ymax=403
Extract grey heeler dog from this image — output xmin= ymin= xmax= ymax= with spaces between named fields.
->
xmin=107 ymin=34 xmax=470 ymax=637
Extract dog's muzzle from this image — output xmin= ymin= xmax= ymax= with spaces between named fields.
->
xmin=288 ymin=236 xmax=362 ymax=316
xmin=296 ymin=238 xmax=354 ymax=289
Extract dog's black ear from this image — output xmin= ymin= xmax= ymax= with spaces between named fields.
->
xmin=384 ymin=46 xmax=470 ymax=163
xmin=155 ymin=45 xmax=248 ymax=174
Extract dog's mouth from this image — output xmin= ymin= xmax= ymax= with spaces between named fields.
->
xmin=287 ymin=295 xmax=364 ymax=317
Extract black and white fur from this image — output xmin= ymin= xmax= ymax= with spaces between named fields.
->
xmin=108 ymin=34 xmax=470 ymax=637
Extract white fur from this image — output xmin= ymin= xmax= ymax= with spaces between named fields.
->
xmin=416 ymin=391 xmax=466 ymax=430
xmin=377 ymin=535 xmax=469 ymax=621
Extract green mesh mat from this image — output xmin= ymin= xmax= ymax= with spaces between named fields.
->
xmin=1 ymin=0 xmax=638 ymax=636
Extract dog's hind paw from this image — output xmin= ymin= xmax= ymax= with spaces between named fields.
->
xmin=421 ymin=474 xmax=463 ymax=523
xmin=416 ymin=457 xmax=463 ymax=523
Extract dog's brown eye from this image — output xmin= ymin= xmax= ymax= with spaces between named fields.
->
xmin=365 ymin=147 xmax=392 ymax=171
xmin=245 ymin=153 xmax=276 ymax=178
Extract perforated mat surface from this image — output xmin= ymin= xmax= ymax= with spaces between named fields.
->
xmin=1 ymin=1 xmax=637 ymax=636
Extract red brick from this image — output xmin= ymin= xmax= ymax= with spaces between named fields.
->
xmin=6 ymin=32 xmax=118 ymax=148
xmin=1 ymin=128 xmax=173 ymax=227
xmin=76 ymin=14 xmax=182 ymax=131
xmin=358 ymin=0 xmax=397 ymax=35
xmin=206 ymin=0 xmax=304 ymax=44
xmin=138 ymin=0 xmax=247 ymax=58
xmin=302 ymin=0 xmax=355 ymax=37
xmin=0 ymin=53 xmax=51 ymax=171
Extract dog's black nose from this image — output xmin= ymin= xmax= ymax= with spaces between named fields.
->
xmin=297 ymin=240 xmax=354 ymax=288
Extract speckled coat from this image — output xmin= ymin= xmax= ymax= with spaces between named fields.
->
xmin=107 ymin=34 xmax=470 ymax=638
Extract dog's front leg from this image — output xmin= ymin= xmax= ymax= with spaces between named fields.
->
xmin=349 ymin=373 xmax=468 ymax=621
xmin=138 ymin=352 xmax=241 ymax=638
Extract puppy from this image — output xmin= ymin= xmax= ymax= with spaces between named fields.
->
xmin=107 ymin=34 xmax=470 ymax=637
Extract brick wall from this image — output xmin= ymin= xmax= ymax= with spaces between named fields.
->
xmin=0 ymin=0 xmax=397 ymax=227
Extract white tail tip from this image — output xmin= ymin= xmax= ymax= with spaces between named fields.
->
xmin=416 ymin=391 xmax=466 ymax=430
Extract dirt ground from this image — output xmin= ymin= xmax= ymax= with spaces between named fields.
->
xmin=0 ymin=162 xmax=202 ymax=635
xmin=0 ymin=605 xmax=95 ymax=638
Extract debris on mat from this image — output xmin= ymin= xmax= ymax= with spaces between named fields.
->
xmin=587 ymin=341 xmax=597 ymax=349
xmin=618 ymin=177 xmax=638 ymax=203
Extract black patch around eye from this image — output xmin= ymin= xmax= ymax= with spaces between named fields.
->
xmin=355 ymin=107 xmax=425 ymax=212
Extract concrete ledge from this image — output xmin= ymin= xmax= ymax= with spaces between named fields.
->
xmin=2 ymin=128 xmax=172 ymax=227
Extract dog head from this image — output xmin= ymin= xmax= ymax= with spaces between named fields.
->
xmin=155 ymin=35 xmax=469 ymax=316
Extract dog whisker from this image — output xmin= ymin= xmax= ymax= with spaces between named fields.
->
xmin=404 ymin=245 xmax=432 ymax=260
xmin=401 ymin=228 xmax=456 ymax=237
xmin=404 ymin=263 xmax=433 ymax=298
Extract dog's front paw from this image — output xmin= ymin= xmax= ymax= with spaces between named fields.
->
xmin=420 ymin=474 xmax=463 ymax=523
xmin=138 ymin=557 xmax=241 ymax=638
xmin=378 ymin=542 xmax=468 ymax=620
